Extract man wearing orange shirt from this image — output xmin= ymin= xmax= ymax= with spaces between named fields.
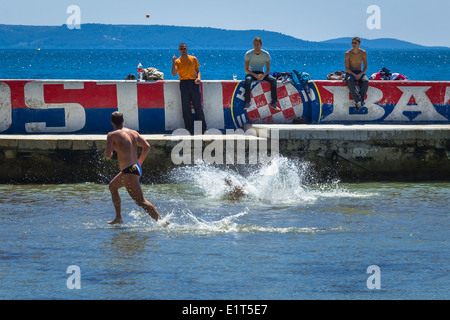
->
xmin=172 ymin=43 xmax=207 ymax=135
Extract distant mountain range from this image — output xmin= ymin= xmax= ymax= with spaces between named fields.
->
xmin=0 ymin=24 xmax=447 ymax=50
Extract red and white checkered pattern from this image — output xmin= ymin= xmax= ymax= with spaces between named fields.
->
xmin=246 ymin=82 xmax=304 ymax=124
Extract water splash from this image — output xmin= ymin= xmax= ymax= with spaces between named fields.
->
xmin=120 ymin=207 xmax=346 ymax=236
xmin=245 ymin=156 xmax=313 ymax=204
xmin=169 ymin=156 xmax=357 ymax=205
xmin=87 ymin=156 xmax=369 ymax=235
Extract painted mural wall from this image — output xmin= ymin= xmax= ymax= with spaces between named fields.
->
xmin=0 ymin=79 xmax=449 ymax=134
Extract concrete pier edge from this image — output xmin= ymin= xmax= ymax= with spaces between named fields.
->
xmin=0 ymin=124 xmax=449 ymax=183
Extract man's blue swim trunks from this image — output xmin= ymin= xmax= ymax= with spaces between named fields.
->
xmin=121 ymin=163 xmax=142 ymax=177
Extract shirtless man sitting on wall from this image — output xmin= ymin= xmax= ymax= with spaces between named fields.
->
xmin=344 ymin=37 xmax=369 ymax=111
xmin=105 ymin=111 xmax=167 ymax=225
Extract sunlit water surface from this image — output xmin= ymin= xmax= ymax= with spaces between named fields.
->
xmin=0 ymin=157 xmax=448 ymax=299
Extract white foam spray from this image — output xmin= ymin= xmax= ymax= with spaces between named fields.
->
xmin=100 ymin=156 xmax=371 ymax=235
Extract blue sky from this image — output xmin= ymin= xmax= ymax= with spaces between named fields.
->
xmin=1 ymin=0 xmax=449 ymax=47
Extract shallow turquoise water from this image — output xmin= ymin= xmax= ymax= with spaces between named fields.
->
xmin=0 ymin=158 xmax=448 ymax=299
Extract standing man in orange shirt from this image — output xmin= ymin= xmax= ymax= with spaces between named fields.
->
xmin=172 ymin=43 xmax=207 ymax=135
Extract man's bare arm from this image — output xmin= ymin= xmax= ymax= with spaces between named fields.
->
xmin=172 ymin=56 xmax=178 ymax=77
xmin=136 ymin=134 xmax=150 ymax=165
xmin=105 ymin=133 xmax=114 ymax=159
xmin=264 ymin=60 xmax=271 ymax=78
xmin=195 ymin=68 xmax=201 ymax=84
xmin=244 ymin=59 xmax=254 ymax=76
xmin=362 ymin=51 xmax=368 ymax=74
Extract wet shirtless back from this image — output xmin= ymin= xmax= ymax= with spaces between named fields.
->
xmin=107 ymin=127 xmax=142 ymax=172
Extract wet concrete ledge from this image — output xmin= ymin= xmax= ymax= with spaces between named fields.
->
xmin=0 ymin=124 xmax=449 ymax=184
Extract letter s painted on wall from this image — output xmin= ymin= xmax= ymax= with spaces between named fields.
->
xmin=24 ymin=82 xmax=86 ymax=133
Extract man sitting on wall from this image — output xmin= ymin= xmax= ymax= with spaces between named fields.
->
xmin=344 ymin=37 xmax=369 ymax=111
xmin=244 ymin=37 xmax=280 ymax=111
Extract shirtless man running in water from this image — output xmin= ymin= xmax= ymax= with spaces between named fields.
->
xmin=105 ymin=111 xmax=167 ymax=225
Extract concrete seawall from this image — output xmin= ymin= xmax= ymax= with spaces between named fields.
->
xmin=251 ymin=124 xmax=450 ymax=181
xmin=1 ymin=79 xmax=449 ymax=183
xmin=1 ymin=124 xmax=449 ymax=183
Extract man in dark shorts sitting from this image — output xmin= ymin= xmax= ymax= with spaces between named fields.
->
xmin=244 ymin=37 xmax=280 ymax=111
xmin=105 ymin=111 xmax=168 ymax=226
xmin=344 ymin=37 xmax=369 ymax=111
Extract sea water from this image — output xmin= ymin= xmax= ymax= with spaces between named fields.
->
xmin=0 ymin=49 xmax=449 ymax=300
xmin=0 ymin=48 xmax=449 ymax=81
xmin=0 ymin=157 xmax=448 ymax=300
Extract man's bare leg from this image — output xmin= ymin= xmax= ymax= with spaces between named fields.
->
xmin=122 ymin=174 xmax=166 ymax=223
xmin=108 ymin=173 xmax=125 ymax=225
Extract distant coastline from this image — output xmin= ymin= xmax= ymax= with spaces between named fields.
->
xmin=0 ymin=24 xmax=448 ymax=50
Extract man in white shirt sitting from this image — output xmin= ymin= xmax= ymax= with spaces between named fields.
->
xmin=244 ymin=37 xmax=280 ymax=111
